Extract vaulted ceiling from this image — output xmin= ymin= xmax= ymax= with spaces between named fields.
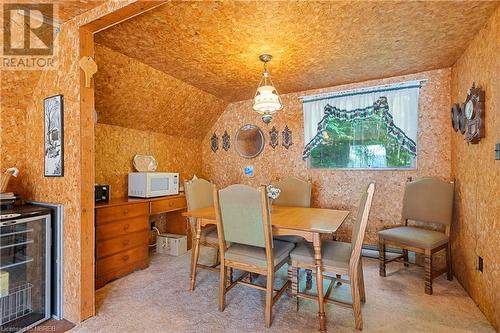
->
xmin=96 ymin=0 xmax=499 ymax=103
xmin=94 ymin=44 xmax=227 ymax=139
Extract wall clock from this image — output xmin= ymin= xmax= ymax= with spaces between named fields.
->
xmin=451 ymin=103 xmax=460 ymax=132
xmin=458 ymin=103 xmax=466 ymax=135
xmin=464 ymin=83 xmax=485 ymax=144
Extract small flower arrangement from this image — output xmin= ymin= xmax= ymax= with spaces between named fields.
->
xmin=266 ymin=185 xmax=281 ymax=200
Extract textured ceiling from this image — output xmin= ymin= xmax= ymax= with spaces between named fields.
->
xmin=95 ymin=0 xmax=499 ymax=102
xmin=56 ymin=0 xmax=106 ymax=22
xmin=94 ymin=44 xmax=227 ymax=139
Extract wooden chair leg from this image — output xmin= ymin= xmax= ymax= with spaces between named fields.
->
xmin=190 ymin=241 xmax=196 ymax=277
xmin=446 ymin=243 xmax=453 ymax=281
xmin=291 ymin=262 xmax=299 ymax=311
xmin=424 ymin=252 xmax=433 ymax=295
xmin=265 ymin=273 xmax=274 ymax=328
xmin=215 ymin=248 xmax=220 ymax=266
xmin=358 ymin=260 xmax=366 ymax=303
xmin=350 ymin=268 xmax=363 ymax=330
xmin=287 ymin=259 xmax=293 ymax=295
xmin=403 ymin=249 xmax=409 ymax=267
xmin=219 ymin=264 xmax=227 ymax=311
xmin=295 ymin=268 xmax=300 ymax=311
xmin=226 ymin=267 xmax=233 ymax=285
xmin=378 ymin=239 xmax=386 ymax=277
xmin=306 ymin=269 xmax=313 ymax=290
xmin=190 ymin=228 xmax=202 ymax=291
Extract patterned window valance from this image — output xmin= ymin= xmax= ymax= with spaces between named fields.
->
xmin=302 ymin=97 xmax=417 ymax=160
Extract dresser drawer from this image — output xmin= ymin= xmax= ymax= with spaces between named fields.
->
xmin=150 ymin=197 xmax=186 ymax=215
xmin=96 ymin=231 xmax=148 ymax=259
xmin=96 ymin=245 xmax=148 ymax=276
xmin=96 ymin=202 xmax=149 ymax=224
xmin=96 ymin=215 xmax=148 ymax=241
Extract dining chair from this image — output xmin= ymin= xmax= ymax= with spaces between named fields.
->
xmin=185 ymin=178 xmax=220 ymax=291
xmin=272 ymin=177 xmax=316 ymax=288
xmin=378 ymin=178 xmax=454 ymax=295
xmin=272 ymin=176 xmax=312 ymax=244
xmin=290 ymin=183 xmax=375 ymax=330
xmin=214 ymin=184 xmax=294 ymax=328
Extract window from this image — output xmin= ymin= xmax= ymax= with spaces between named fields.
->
xmin=302 ymin=81 xmax=420 ymax=169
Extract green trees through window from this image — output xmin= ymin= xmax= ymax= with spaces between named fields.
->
xmin=309 ymin=110 xmax=416 ymax=169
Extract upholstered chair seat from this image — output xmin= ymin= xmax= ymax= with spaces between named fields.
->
xmin=378 ymin=226 xmax=448 ymax=249
xmin=225 ymin=240 xmax=294 ymax=268
xmin=290 ymin=241 xmax=351 ymax=270
xmin=274 ymin=235 xmax=305 ymax=243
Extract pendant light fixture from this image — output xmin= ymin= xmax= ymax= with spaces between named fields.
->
xmin=252 ymin=54 xmax=283 ymax=124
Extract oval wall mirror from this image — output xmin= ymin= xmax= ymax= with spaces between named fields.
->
xmin=235 ymin=124 xmax=265 ymax=159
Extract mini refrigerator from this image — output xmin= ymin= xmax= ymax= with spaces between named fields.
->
xmin=0 ymin=206 xmax=51 ymax=332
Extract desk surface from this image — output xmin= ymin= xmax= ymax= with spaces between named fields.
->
xmin=183 ymin=205 xmax=350 ymax=234
xmin=95 ymin=193 xmax=186 ymax=209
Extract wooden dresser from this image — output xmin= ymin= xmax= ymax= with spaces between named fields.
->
xmin=95 ymin=194 xmax=187 ymax=289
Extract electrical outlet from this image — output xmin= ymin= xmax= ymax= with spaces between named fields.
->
xmin=478 ymin=256 xmax=483 ymax=273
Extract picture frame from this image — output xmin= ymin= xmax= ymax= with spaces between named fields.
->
xmin=44 ymin=95 xmax=64 ymax=177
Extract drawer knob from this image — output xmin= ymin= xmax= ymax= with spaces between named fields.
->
xmin=123 ymin=224 xmax=130 ymax=231
xmin=122 ymin=239 xmax=130 ymax=246
xmin=123 ymin=209 xmax=129 ymax=215
xmin=122 ymin=255 xmax=130 ymax=261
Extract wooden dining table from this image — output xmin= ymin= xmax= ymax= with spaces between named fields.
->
xmin=183 ymin=205 xmax=350 ymax=332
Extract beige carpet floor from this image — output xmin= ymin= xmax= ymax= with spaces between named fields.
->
xmin=71 ymin=249 xmax=494 ymax=333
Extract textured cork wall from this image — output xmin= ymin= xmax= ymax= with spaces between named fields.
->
xmin=94 ymin=44 xmax=227 ymax=139
xmin=450 ymin=6 xmax=500 ymax=330
xmin=0 ymin=71 xmax=41 ymax=194
xmin=95 ymin=123 xmax=202 ymax=198
xmin=12 ymin=0 xmax=136 ymax=323
xmin=203 ymin=69 xmax=452 ymax=245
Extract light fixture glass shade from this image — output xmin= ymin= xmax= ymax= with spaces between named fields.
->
xmin=252 ymin=54 xmax=282 ymax=123
xmin=252 ymin=85 xmax=283 ymax=114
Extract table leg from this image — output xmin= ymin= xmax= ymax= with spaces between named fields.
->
xmin=190 ymin=218 xmax=202 ymax=291
xmin=313 ymin=233 xmax=327 ymax=332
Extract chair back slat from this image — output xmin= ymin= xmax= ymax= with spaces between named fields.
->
xmin=185 ymin=178 xmax=213 ymax=225
xmin=402 ymin=178 xmax=454 ymax=225
xmin=217 ymin=184 xmax=271 ymax=248
xmin=350 ymin=183 xmax=375 ymax=266
xmin=273 ymin=177 xmax=312 ymax=208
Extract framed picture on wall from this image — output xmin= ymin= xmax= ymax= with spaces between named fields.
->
xmin=44 ymin=95 xmax=64 ymax=177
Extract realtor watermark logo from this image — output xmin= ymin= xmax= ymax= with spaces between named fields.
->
xmin=2 ymin=3 xmax=58 ymax=69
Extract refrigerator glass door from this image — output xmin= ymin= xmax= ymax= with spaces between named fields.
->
xmin=0 ymin=215 xmax=50 ymax=332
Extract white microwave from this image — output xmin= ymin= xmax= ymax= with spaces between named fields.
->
xmin=128 ymin=172 xmax=179 ymax=198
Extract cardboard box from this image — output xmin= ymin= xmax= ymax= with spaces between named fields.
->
xmin=156 ymin=233 xmax=187 ymax=256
